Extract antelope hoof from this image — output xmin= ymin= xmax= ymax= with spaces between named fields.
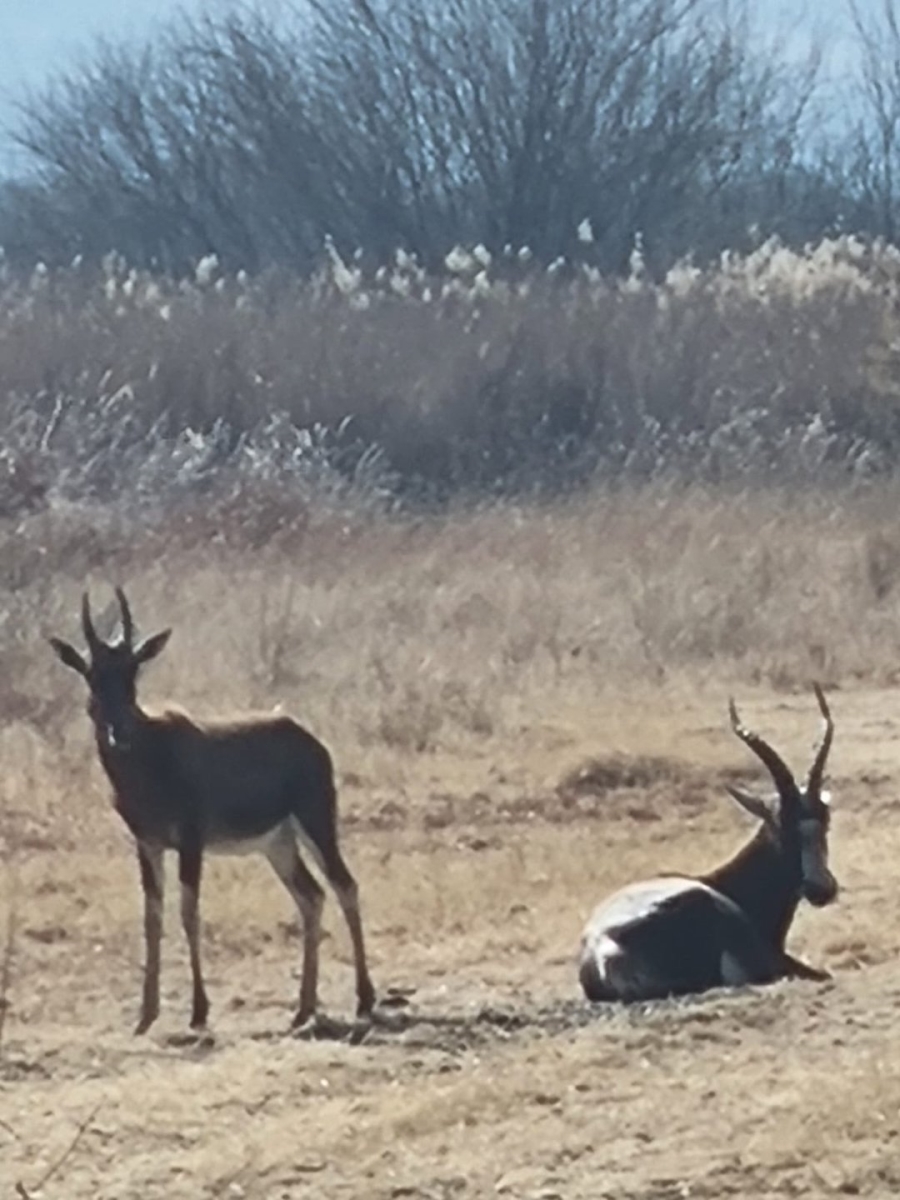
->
xmin=803 ymin=966 xmax=832 ymax=982
xmin=357 ymin=980 xmax=376 ymax=1018
xmin=134 ymin=1010 xmax=158 ymax=1036
xmin=292 ymin=1011 xmax=352 ymax=1041
xmin=190 ymin=990 xmax=210 ymax=1030
xmin=785 ymin=956 xmax=832 ymax=982
xmin=291 ymin=1005 xmax=317 ymax=1032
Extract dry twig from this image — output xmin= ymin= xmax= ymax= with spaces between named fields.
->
xmin=15 ymin=1103 xmax=102 ymax=1199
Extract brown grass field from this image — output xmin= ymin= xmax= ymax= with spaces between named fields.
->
xmin=3 ymin=486 xmax=900 ymax=1198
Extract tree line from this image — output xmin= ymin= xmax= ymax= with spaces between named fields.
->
xmin=2 ymin=0 xmax=900 ymax=277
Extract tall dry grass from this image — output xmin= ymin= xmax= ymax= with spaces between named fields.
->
xmin=1 ymin=235 xmax=900 ymax=511
xmin=1 ymin=481 xmax=900 ymax=817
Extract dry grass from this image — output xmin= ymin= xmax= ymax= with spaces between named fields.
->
xmin=2 ymin=235 xmax=900 ymax=509
xmin=4 ymin=481 xmax=900 ymax=757
xmin=2 ymin=485 xmax=900 ymax=1195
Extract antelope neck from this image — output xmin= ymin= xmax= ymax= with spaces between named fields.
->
xmin=699 ymin=825 xmax=800 ymax=951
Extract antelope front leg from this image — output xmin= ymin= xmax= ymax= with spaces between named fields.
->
xmin=782 ymin=952 xmax=831 ymax=982
xmin=178 ymin=841 xmax=210 ymax=1030
xmin=135 ymin=843 xmax=165 ymax=1035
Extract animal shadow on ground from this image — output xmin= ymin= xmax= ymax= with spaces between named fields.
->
xmin=248 ymin=982 xmax=782 ymax=1057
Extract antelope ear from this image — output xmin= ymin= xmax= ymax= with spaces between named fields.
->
xmin=134 ymin=629 xmax=172 ymax=665
xmin=49 ymin=637 xmax=89 ymax=677
xmin=725 ymin=785 xmax=778 ymax=829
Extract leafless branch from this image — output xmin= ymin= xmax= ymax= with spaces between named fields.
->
xmin=0 ymin=800 xmax=18 ymax=1061
xmin=15 ymin=1103 xmax=103 ymax=1200
xmin=0 ymin=897 xmax=17 ymax=1057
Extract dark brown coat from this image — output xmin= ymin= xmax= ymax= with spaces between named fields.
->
xmin=51 ymin=588 xmax=375 ymax=1034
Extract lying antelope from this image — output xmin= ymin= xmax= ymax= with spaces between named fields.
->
xmin=50 ymin=588 xmax=375 ymax=1034
xmin=579 ymin=685 xmax=838 ymax=1002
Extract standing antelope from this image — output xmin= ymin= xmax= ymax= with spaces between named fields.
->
xmin=50 ymin=588 xmax=375 ymax=1035
xmin=579 ymin=685 xmax=838 ymax=1002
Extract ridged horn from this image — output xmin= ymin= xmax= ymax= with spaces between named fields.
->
xmin=728 ymin=696 xmax=798 ymax=801
xmin=81 ymin=592 xmax=101 ymax=654
xmin=805 ymin=682 xmax=833 ymax=797
xmin=115 ymin=587 xmax=134 ymax=649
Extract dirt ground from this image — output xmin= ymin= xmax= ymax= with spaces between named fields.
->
xmin=2 ymin=681 xmax=900 ymax=1199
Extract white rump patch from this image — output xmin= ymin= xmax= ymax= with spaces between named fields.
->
xmin=590 ymin=934 xmax=624 ymax=981
xmin=584 ymin=933 xmax=646 ymax=998
xmin=291 ymin=817 xmax=328 ymax=875
xmin=585 ymin=933 xmax=663 ymax=1000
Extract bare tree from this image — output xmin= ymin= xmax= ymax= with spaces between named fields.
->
xmin=0 ymin=0 xmax=839 ymax=273
xmin=846 ymin=0 xmax=900 ymax=241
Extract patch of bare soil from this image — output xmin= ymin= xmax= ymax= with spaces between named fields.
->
xmin=345 ymin=753 xmax=763 ymax=836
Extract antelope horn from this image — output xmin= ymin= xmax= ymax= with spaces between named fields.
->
xmin=728 ymin=697 xmax=797 ymax=801
xmin=805 ymin=682 xmax=833 ymax=797
xmin=115 ymin=586 xmax=134 ymax=648
xmin=81 ymin=592 xmax=101 ymax=654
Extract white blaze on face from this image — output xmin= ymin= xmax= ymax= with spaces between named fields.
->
xmin=798 ymin=790 xmax=835 ymax=899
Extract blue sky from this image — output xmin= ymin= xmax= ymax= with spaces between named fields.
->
xmin=1 ymin=1 xmax=187 ymax=102
xmin=0 ymin=2 xmax=871 ymax=99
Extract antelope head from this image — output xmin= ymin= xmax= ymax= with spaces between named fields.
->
xmin=725 ymin=683 xmax=837 ymax=908
xmin=49 ymin=588 xmax=171 ymax=752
